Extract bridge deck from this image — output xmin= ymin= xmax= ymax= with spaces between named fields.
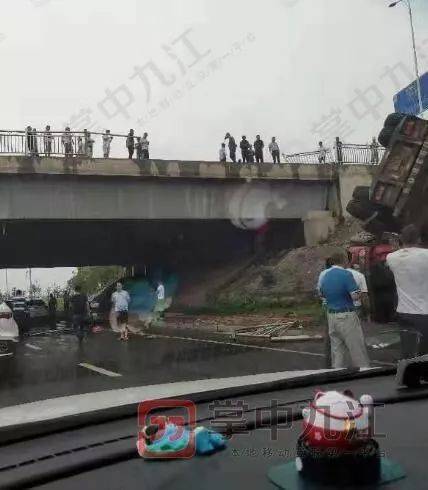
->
xmin=0 ymin=156 xmax=336 ymax=181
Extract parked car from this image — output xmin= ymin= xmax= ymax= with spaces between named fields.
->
xmin=6 ymin=296 xmax=27 ymax=323
xmin=0 ymin=302 xmax=19 ymax=358
xmin=26 ymin=298 xmax=49 ymax=320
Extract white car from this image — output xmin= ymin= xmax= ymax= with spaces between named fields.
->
xmin=0 ymin=302 xmax=19 ymax=358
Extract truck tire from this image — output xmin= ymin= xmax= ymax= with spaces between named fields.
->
xmin=378 ymin=126 xmax=395 ymax=148
xmin=346 ymin=199 xmax=376 ymax=220
xmin=352 ymin=186 xmax=370 ymax=201
xmin=384 ymin=113 xmax=407 ymax=129
xmin=363 ymin=217 xmax=390 ymax=235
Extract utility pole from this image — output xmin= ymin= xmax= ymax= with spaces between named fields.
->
xmin=389 ymin=0 xmax=423 ymax=114
xmin=28 ymin=268 xmax=33 ymax=298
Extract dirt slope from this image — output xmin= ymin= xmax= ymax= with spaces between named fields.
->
xmin=214 ymin=219 xmax=362 ymax=305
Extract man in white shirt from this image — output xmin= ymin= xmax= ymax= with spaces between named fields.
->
xmin=386 ymin=224 xmax=428 ymax=357
xmin=141 ymin=132 xmax=150 ymax=159
xmin=318 ymin=141 xmax=327 ymax=163
xmin=111 ymin=282 xmax=131 ymax=341
xmin=102 ymin=130 xmax=113 ymax=158
xmin=154 ymin=281 xmax=166 ymax=320
xmin=268 ymin=137 xmax=280 ymax=164
xmin=347 ymin=263 xmax=369 ymax=319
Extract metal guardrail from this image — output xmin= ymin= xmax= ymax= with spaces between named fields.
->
xmin=0 ymin=129 xmax=384 ymax=164
xmin=283 ymin=144 xmax=385 ymax=165
xmin=0 ymin=129 xmax=127 ymax=158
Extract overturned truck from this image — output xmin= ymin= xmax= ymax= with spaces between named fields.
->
xmin=347 ymin=113 xmax=428 ymax=236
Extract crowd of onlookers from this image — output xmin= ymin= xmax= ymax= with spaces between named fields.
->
xmin=19 ymin=126 xmax=380 ymax=164
xmin=220 ymin=133 xmax=282 ymax=164
xmin=23 ymin=126 xmax=150 ymax=160
xmin=219 ymin=133 xmax=381 ymax=165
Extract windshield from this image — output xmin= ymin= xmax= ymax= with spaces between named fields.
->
xmin=0 ymin=0 xmax=426 ymax=425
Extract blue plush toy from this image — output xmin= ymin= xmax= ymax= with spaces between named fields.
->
xmin=138 ymin=423 xmax=227 ymax=459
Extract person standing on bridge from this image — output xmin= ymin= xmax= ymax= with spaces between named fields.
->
xmin=112 ymin=282 xmax=131 ymax=341
xmin=26 ymin=126 xmax=34 ymax=155
xmin=86 ymin=132 xmax=95 ymax=158
xmin=240 ymin=136 xmax=250 ymax=163
xmin=268 ymin=137 xmax=280 ymax=164
xmin=247 ymin=144 xmax=255 ymax=163
xmin=370 ymin=137 xmax=380 ymax=165
xmin=225 ymin=133 xmax=237 ymax=162
xmin=135 ymin=136 xmax=143 ymax=160
xmin=77 ymin=136 xmax=84 ymax=155
xmin=61 ymin=127 xmax=73 ymax=157
xmin=126 ymin=129 xmax=135 ymax=159
xmin=102 ymin=130 xmax=113 ymax=158
xmin=254 ymin=135 xmax=265 ymax=163
xmin=318 ymin=141 xmax=327 ymax=164
xmin=219 ymin=143 xmax=227 ymax=162
xmin=43 ymin=125 xmax=53 ymax=156
xmin=31 ymin=127 xmax=39 ymax=157
xmin=141 ymin=132 xmax=150 ymax=159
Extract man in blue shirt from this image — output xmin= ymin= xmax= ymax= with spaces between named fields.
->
xmin=319 ymin=252 xmax=370 ymax=369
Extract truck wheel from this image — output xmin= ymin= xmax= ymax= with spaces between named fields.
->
xmin=346 ymin=199 xmax=376 ymax=220
xmin=378 ymin=126 xmax=395 ymax=148
xmin=363 ymin=218 xmax=389 ymax=235
xmin=384 ymin=113 xmax=407 ymax=129
xmin=352 ymin=186 xmax=370 ymax=201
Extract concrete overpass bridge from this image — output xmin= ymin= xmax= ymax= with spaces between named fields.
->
xmin=0 ymin=156 xmax=375 ymax=268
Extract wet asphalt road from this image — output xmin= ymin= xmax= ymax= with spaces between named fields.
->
xmin=0 ymin=324 xmax=327 ymax=409
xmin=0 ymin=322 xmax=399 ymax=409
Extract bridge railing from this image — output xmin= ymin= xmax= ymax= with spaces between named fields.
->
xmin=283 ymin=149 xmax=336 ymax=165
xmin=283 ymin=144 xmax=385 ymax=165
xmin=0 ymin=130 xmax=128 ymax=157
xmin=0 ymin=128 xmax=385 ymax=164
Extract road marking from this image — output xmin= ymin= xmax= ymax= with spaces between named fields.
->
xmin=372 ymin=360 xmax=396 ymax=367
xmin=143 ymin=333 xmax=325 ymax=358
xmin=78 ymin=363 xmax=122 ymax=377
xmin=25 ymin=343 xmax=42 ymax=351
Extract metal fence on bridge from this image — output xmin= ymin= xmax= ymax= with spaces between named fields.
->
xmin=0 ymin=129 xmax=126 ymax=158
xmin=283 ymin=144 xmax=385 ymax=165
xmin=0 ymin=128 xmax=384 ymax=164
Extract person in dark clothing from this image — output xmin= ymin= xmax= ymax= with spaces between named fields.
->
xmin=247 ymin=145 xmax=255 ymax=163
xmin=31 ymin=128 xmax=39 ymax=156
xmin=225 ymin=133 xmax=237 ymax=162
xmin=70 ymin=285 xmax=89 ymax=340
xmin=369 ymin=262 xmax=397 ymax=324
xmin=254 ymin=135 xmax=264 ymax=163
xmin=63 ymin=290 xmax=70 ymax=320
xmin=48 ymin=294 xmax=57 ymax=327
xmin=26 ymin=126 xmax=34 ymax=154
xmin=240 ymin=136 xmax=250 ymax=163
xmin=135 ymin=136 xmax=143 ymax=160
xmin=126 ymin=129 xmax=135 ymax=159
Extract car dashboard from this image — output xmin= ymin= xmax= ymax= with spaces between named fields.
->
xmin=0 ymin=370 xmax=428 ymax=489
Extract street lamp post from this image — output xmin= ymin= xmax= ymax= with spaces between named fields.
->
xmin=389 ymin=0 xmax=423 ymax=114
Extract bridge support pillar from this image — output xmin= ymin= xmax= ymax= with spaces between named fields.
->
xmin=303 ymin=211 xmax=336 ymax=246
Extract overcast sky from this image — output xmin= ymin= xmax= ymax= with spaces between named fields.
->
xmin=0 ymin=0 xmax=427 ymax=292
